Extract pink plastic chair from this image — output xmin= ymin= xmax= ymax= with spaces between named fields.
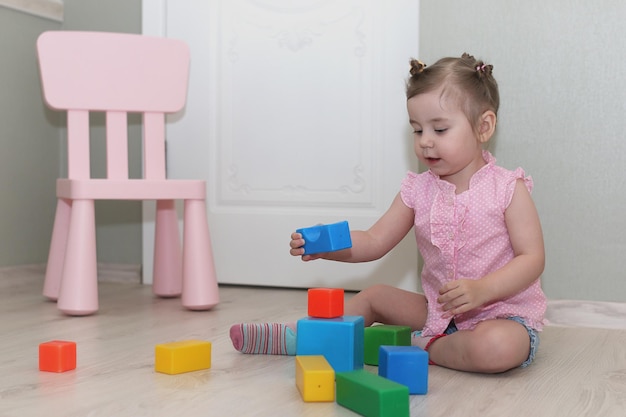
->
xmin=37 ymin=31 xmax=219 ymax=316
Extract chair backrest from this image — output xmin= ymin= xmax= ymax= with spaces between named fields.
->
xmin=37 ymin=31 xmax=191 ymax=180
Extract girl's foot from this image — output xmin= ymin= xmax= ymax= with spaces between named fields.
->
xmin=411 ymin=330 xmax=433 ymax=349
xmin=412 ymin=331 xmax=446 ymax=365
xmin=229 ymin=322 xmax=297 ymax=355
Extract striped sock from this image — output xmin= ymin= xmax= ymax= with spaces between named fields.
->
xmin=229 ymin=323 xmax=297 ymax=356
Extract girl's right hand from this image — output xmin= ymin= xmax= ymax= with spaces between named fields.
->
xmin=289 ymin=232 xmax=325 ymax=261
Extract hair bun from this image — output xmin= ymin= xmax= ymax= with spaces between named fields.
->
xmin=409 ymin=59 xmax=427 ymax=76
xmin=475 ymin=63 xmax=494 ymax=77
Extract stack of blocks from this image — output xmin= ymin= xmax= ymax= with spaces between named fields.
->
xmin=295 ymin=287 xmax=429 ymax=417
xmin=296 ymin=288 xmax=364 ymax=374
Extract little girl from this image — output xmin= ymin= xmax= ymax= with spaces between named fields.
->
xmin=230 ymin=53 xmax=546 ymax=373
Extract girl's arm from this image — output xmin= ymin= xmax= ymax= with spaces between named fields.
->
xmin=290 ymin=193 xmax=415 ymax=263
xmin=438 ymin=179 xmax=545 ymax=316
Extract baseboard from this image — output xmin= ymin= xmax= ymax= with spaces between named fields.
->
xmin=98 ymin=263 xmax=142 ymax=284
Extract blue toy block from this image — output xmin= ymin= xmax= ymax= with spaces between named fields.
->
xmin=378 ymin=345 xmax=428 ymax=394
xmin=296 ymin=316 xmax=364 ymax=372
xmin=296 ymin=221 xmax=352 ymax=255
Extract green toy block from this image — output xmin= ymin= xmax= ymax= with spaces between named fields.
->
xmin=364 ymin=325 xmax=411 ymax=365
xmin=336 ymin=370 xmax=409 ymax=417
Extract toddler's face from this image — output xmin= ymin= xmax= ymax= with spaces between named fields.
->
xmin=407 ymin=88 xmax=485 ymax=189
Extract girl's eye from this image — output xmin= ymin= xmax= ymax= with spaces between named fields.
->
xmin=435 ymin=128 xmax=448 ymax=133
xmin=413 ymin=130 xmax=422 ymax=135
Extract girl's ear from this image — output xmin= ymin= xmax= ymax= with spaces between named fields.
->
xmin=478 ymin=110 xmax=497 ymax=143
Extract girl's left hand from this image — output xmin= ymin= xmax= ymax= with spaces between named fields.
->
xmin=437 ymin=279 xmax=489 ymax=319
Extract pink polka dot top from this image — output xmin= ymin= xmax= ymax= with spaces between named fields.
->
xmin=400 ymin=151 xmax=546 ymax=336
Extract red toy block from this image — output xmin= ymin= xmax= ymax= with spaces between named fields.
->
xmin=308 ymin=288 xmax=344 ymax=318
xmin=39 ymin=340 xmax=77 ymax=372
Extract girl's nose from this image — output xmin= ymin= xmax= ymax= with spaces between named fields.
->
xmin=419 ymin=133 xmax=434 ymax=148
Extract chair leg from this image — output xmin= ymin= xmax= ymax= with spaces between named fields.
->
xmin=43 ymin=198 xmax=72 ymax=300
xmin=57 ymin=199 xmax=99 ymax=316
xmin=153 ymin=200 xmax=182 ymax=297
xmin=182 ymin=199 xmax=219 ymax=310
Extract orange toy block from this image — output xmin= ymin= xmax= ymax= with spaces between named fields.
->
xmin=308 ymin=288 xmax=344 ymax=318
xmin=39 ymin=340 xmax=77 ymax=372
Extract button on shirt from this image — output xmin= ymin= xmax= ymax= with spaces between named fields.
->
xmin=400 ymin=151 xmax=546 ymax=336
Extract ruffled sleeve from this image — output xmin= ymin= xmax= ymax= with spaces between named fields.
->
xmin=503 ymin=168 xmax=533 ymax=209
xmin=400 ymin=171 xmax=419 ymax=209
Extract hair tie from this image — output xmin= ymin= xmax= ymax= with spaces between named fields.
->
xmin=409 ymin=59 xmax=427 ymax=76
xmin=476 ymin=64 xmax=486 ymax=73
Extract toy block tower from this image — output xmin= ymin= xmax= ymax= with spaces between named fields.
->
xmin=378 ymin=345 xmax=428 ymax=394
xmin=297 ymin=315 xmax=364 ymax=372
xmin=296 ymin=221 xmax=352 ymax=255
xmin=363 ymin=325 xmax=411 ymax=365
xmin=296 ymin=287 xmax=364 ymax=373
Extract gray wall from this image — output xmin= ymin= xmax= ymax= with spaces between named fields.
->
xmin=0 ymin=7 xmax=60 ymax=266
xmin=0 ymin=1 xmax=142 ymax=269
xmin=420 ymin=0 xmax=626 ymax=302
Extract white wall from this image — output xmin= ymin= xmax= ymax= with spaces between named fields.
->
xmin=420 ymin=0 xmax=626 ymax=302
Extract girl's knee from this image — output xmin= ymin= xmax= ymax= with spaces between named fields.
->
xmin=469 ymin=323 xmax=529 ymax=373
xmin=348 ymin=284 xmax=409 ymax=326
xmin=352 ymin=284 xmax=394 ymax=306
xmin=346 ymin=284 xmax=388 ymax=324
xmin=359 ymin=284 xmax=394 ymax=297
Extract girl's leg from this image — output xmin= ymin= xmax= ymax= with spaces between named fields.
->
xmin=230 ymin=284 xmax=428 ymax=355
xmin=427 ymin=319 xmax=531 ymax=373
xmin=345 ymin=284 xmax=428 ymax=330
xmin=230 ymin=322 xmax=297 ymax=355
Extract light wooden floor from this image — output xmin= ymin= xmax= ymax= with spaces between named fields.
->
xmin=1 ymin=265 xmax=626 ymax=417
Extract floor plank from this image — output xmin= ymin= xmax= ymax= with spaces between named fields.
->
xmin=1 ymin=266 xmax=625 ymax=417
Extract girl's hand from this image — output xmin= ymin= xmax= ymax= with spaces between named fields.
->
xmin=437 ymin=279 xmax=490 ymax=319
xmin=289 ymin=232 xmax=325 ymax=261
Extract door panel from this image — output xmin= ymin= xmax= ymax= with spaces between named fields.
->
xmin=143 ymin=0 xmax=420 ymax=291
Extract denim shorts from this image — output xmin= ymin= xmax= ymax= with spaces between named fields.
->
xmin=443 ymin=316 xmax=539 ymax=368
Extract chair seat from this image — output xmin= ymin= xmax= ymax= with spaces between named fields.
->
xmin=57 ymin=178 xmax=206 ymax=200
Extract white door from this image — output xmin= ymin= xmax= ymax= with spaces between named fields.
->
xmin=142 ymin=0 xmax=420 ymax=291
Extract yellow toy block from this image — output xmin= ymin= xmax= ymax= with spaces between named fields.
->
xmin=295 ymin=355 xmax=335 ymax=402
xmin=155 ymin=340 xmax=211 ymax=375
